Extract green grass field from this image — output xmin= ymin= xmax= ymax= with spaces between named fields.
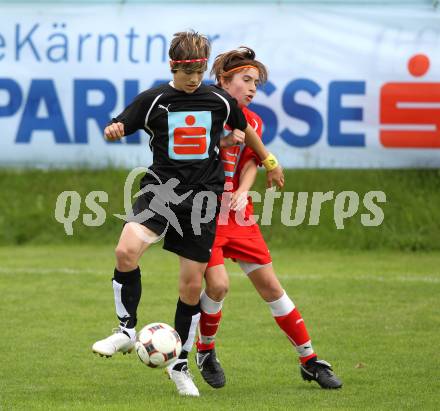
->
xmin=1 ymin=245 xmax=439 ymax=410
xmin=1 ymin=169 xmax=439 ymax=252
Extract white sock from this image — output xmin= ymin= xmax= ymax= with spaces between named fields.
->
xmin=200 ymin=289 xmax=223 ymax=314
xmin=120 ymin=326 xmax=136 ymax=340
xmin=267 ymin=291 xmax=295 ymax=317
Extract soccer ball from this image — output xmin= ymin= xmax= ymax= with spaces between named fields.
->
xmin=135 ymin=322 xmax=182 ymax=368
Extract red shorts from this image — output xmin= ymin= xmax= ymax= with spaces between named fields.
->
xmin=208 ymin=230 xmax=272 ymax=267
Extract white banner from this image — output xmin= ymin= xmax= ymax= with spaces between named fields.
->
xmin=0 ymin=3 xmax=439 ymax=168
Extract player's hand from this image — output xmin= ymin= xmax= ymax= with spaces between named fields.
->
xmin=220 ymin=129 xmax=245 ymax=148
xmin=230 ymin=190 xmax=248 ymax=211
xmin=266 ymin=165 xmax=284 ymax=189
xmin=104 ymin=122 xmax=125 ymax=141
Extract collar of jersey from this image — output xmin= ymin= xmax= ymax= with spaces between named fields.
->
xmin=168 ymin=81 xmax=202 ymax=93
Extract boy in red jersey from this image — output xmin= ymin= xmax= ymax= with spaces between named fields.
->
xmin=195 ymin=47 xmax=342 ymax=390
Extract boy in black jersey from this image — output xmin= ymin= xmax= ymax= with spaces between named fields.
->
xmin=92 ymin=31 xmax=283 ymax=397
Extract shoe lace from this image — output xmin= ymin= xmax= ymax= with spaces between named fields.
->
xmin=111 ymin=327 xmax=134 ymax=340
xmin=316 ymin=364 xmax=335 ymax=379
xmin=181 ymin=365 xmax=195 ymax=380
xmin=206 ymin=353 xmax=221 ymax=371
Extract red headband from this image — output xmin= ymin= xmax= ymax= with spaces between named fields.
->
xmin=170 ymin=58 xmax=208 ymax=65
xmin=223 ymin=65 xmax=259 ymax=75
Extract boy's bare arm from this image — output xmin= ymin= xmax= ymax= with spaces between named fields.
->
xmin=243 ymin=124 xmax=284 ymax=189
xmin=230 ymin=160 xmax=258 ymax=211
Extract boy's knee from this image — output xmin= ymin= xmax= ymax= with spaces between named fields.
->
xmin=206 ymin=280 xmax=229 ymax=301
xmin=261 ymin=283 xmax=284 ymax=302
xmin=115 ymin=245 xmax=139 ymax=271
xmin=179 ymin=280 xmax=202 ymax=304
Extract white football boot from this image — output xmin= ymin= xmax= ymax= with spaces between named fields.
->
xmin=92 ymin=327 xmax=136 ymax=357
xmin=167 ymin=363 xmax=200 ymax=397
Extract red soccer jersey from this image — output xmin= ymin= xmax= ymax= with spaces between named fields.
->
xmin=216 ymin=106 xmax=262 ymax=238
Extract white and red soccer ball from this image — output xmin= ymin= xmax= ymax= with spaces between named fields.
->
xmin=135 ymin=323 xmax=182 ymax=368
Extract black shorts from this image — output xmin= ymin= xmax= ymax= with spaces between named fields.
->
xmin=130 ymin=188 xmax=219 ymax=263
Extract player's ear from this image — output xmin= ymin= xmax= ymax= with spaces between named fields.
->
xmin=221 ymin=78 xmax=231 ymax=91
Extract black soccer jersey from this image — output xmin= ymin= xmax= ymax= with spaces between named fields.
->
xmin=112 ymin=83 xmax=248 ymax=194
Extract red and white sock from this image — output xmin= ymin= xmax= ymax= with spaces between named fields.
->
xmin=196 ymin=289 xmax=223 ymax=352
xmin=268 ymin=291 xmax=317 ymax=365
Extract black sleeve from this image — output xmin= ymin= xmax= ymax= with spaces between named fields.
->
xmin=110 ymin=90 xmax=154 ymax=136
xmin=215 ymin=86 xmax=247 ymax=131
xmin=225 ymin=96 xmax=247 ymax=131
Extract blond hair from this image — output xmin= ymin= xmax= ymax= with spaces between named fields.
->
xmin=169 ymin=31 xmax=210 ymax=72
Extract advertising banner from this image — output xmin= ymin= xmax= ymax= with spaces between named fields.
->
xmin=0 ymin=3 xmax=439 ymax=168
